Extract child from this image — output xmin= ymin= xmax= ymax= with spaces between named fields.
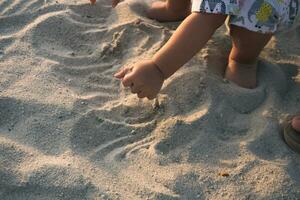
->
xmin=113 ymin=0 xmax=299 ymax=97
xmin=92 ymin=0 xmax=300 ymax=152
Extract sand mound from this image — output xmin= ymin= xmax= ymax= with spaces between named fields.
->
xmin=0 ymin=0 xmax=299 ymax=199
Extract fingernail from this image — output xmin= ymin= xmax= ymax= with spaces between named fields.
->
xmin=114 ymin=74 xmax=121 ymax=78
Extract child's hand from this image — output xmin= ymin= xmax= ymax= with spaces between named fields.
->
xmin=114 ymin=60 xmax=165 ymax=100
xmin=112 ymin=0 xmax=121 ymax=7
xmin=89 ymin=0 xmax=120 ymax=7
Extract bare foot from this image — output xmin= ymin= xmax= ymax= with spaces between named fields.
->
xmin=225 ymin=60 xmax=257 ymax=89
xmin=147 ymin=1 xmax=191 ymax=22
xmin=292 ymin=115 xmax=300 ymax=132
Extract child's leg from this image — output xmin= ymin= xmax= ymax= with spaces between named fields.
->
xmin=225 ymin=25 xmax=272 ymax=89
xmin=147 ymin=0 xmax=191 ymax=22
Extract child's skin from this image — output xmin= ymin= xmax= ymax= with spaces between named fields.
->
xmin=93 ymin=0 xmax=300 ymax=133
xmin=114 ymin=0 xmax=272 ymax=96
xmin=292 ymin=116 xmax=300 ymax=132
xmin=143 ymin=1 xmax=300 ymax=137
xmin=146 ymin=0 xmax=191 ymax=22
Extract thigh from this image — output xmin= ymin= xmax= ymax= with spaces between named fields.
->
xmin=229 ymin=25 xmax=272 ymax=64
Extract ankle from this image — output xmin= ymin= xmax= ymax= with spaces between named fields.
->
xmin=225 ymin=59 xmax=258 ymax=89
xmin=228 ymin=59 xmax=257 ymax=70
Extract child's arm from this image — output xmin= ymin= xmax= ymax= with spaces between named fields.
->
xmin=153 ymin=12 xmax=226 ymax=78
xmin=115 ymin=13 xmax=226 ymax=99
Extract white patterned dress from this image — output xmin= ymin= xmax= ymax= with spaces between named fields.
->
xmin=192 ymin=0 xmax=299 ymax=33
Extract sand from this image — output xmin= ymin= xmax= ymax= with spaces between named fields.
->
xmin=0 ymin=0 xmax=300 ymax=199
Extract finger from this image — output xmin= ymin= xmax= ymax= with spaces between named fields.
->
xmin=90 ymin=0 xmax=96 ymax=4
xmin=112 ymin=0 xmax=120 ymax=7
xmin=114 ymin=67 xmax=131 ymax=79
xmin=122 ymin=73 xmax=135 ymax=87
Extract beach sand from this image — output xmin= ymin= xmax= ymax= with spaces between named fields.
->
xmin=0 ymin=0 xmax=300 ymax=199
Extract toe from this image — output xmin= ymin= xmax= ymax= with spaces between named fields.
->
xmin=291 ymin=116 xmax=300 ymax=133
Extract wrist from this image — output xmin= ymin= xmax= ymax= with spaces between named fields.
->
xmin=152 ymin=51 xmax=181 ymax=79
xmin=151 ymin=60 xmax=167 ymax=80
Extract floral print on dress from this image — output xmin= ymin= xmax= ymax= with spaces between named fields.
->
xmin=192 ymin=0 xmax=299 ymax=33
